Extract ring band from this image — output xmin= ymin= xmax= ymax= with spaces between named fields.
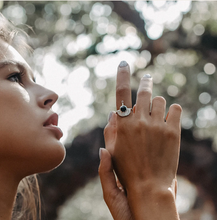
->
xmin=116 ymin=101 xmax=132 ymax=117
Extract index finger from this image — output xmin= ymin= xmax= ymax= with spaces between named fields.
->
xmin=116 ymin=61 xmax=132 ymax=110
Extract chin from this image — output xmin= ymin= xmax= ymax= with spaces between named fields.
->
xmin=25 ymin=140 xmax=66 ymax=175
xmin=39 ymin=141 xmax=66 ymax=173
xmin=44 ymin=149 xmax=66 ymax=173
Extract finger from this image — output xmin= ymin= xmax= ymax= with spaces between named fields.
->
xmin=104 ymin=112 xmax=117 ymax=154
xmin=166 ymin=104 xmax=182 ymax=128
xmin=151 ymin=96 xmax=166 ymax=121
xmin=105 ymin=111 xmax=117 ymax=132
xmin=116 ymin=61 xmax=132 ymax=111
xmin=98 ymin=148 xmax=120 ymax=204
xmin=135 ymin=74 xmax=153 ymax=116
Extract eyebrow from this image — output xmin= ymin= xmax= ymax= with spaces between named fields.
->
xmin=0 ymin=60 xmax=36 ymax=82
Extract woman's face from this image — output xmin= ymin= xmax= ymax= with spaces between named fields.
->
xmin=0 ymin=39 xmax=65 ymax=178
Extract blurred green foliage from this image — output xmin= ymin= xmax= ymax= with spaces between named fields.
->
xmin=3 ymin=1 xmax=217 ymax=219
xmin=2 ymin=1 xmax=217 ymax=145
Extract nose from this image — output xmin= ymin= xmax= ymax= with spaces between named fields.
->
xmin=36 ymin=85 xmax=58 ymax=109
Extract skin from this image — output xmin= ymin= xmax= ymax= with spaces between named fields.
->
xmin=99 ymin=62 xmax=182 ymax=220
xmin=0 ymin=39 xmax=65 ymax=219
xmin=0 ymin=35 xmax=180 ymax=219
xmin=0 ymin=36 xmax=143 ymax=220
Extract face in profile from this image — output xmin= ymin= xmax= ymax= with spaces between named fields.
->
xmin=0 ymin=39 xmax=66 ymax=178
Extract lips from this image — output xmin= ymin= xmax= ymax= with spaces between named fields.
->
xmin=43 ymin=113 xmax=58 ymax=127
xmin=43 ymin=113 xmax=63 ymax=140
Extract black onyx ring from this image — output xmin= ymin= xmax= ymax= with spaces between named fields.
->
xmin=116 ymin=101 xmax=132 ymax=117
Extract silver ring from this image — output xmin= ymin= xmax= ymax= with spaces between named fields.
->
xmin=116 ymin=101 xmax=132 ymax=117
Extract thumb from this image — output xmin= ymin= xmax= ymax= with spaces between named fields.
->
xmin=99 ymin=148 xmax=133 ymax=220
xmin=98 ymin=148 xmax=119 ymax=206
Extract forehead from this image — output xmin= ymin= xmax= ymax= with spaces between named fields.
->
xmin=0 ymin=39 xmax=29 ymax=67
xmin=0 ymin=39 xmax=34 ymax=80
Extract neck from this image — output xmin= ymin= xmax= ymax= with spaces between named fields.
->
xmin=0 ymin=169 xmax=20 ymax=220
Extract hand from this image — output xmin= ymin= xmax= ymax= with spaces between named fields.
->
xmin=98 ymin=112 xmax=133 ymax=220
xmin=108 ymin=61 xmax=181 ymax=220
xmin=98 ymin=92 xmax=133 ymax=219
xmin=113 ymin=63 xmax=182 ymax=194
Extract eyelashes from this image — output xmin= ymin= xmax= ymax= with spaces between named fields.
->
xmin=8 ymin=71 xmax=25 ymax=85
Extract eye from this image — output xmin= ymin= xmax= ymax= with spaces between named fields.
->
xmin=8 ymin=72 xmax=24 ymax=85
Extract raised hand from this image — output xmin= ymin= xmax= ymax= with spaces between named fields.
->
xmin=113 ymin=61 xmax=181 ymax=219
xmin=99 ymin=61 xmax=182 ymax=220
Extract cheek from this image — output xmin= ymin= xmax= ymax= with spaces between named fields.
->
xmin=0 ymin=88 xmax=65 ymax=174
xmin=0 ymin=110 xmax=38 ymax=159
xmin=19 ymin=88 xmax=31 ymax=102
xmin=0 ymin=85 xmax=30 ymax=119
xmin=0 ymin=87 xmax=34 ymax=144
xmin=0 ymin=87 xmax=36 ymax=157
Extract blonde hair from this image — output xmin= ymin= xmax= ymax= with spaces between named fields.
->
xmin=12 ymin=175 xmax=41 ymax=220
xmin=0 ymin=13 xmax=41 ymax=220
xmin=0 ymin=13 xmax=33 ymax=58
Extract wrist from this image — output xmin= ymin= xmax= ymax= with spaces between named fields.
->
xmin=127 ymin=177 xmax=174 ymax=194
xmin=127 ymin=180 xmax=179 ymax=220
xmin=127 ymin=179 xmax=175 ymax=202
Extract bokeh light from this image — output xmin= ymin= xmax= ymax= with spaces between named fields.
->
xmin=2 ymin=1 xmax=217 ymax=219
xmin=135 ymin=0 xmax=192 ymax=40
xmin=204 ymin=63 xmax=216 ymax=75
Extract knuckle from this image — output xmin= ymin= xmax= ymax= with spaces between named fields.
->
xmin=138 ymin=119 xmax=147 ymax=128
xmin=165 ymin=128 xmax=178 ymax=139
xmin=137 ymin=89 xmax=152 ymax=98
xmin=149 ymin=122 xmax=179 ymax=140
xmin=150 ymin=123 xmax=163 ymax=133
xmin=104 ymin=124 xmax=117 ymax=136
xmin=116 ymin=84 xmax=130 ymax=96
xmin=134 ymin=119 xmax=147 ymax=132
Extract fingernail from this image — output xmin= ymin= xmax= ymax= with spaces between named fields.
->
xmin=119 ymin=61 xmax=128 ymax=68
xmin=108 ymin=111 xmax=113 ymax=122
xmin=99 ymin=148 xmax=102 ymax=160
xmin=142 ymin=74 xmax=152 ymax=78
